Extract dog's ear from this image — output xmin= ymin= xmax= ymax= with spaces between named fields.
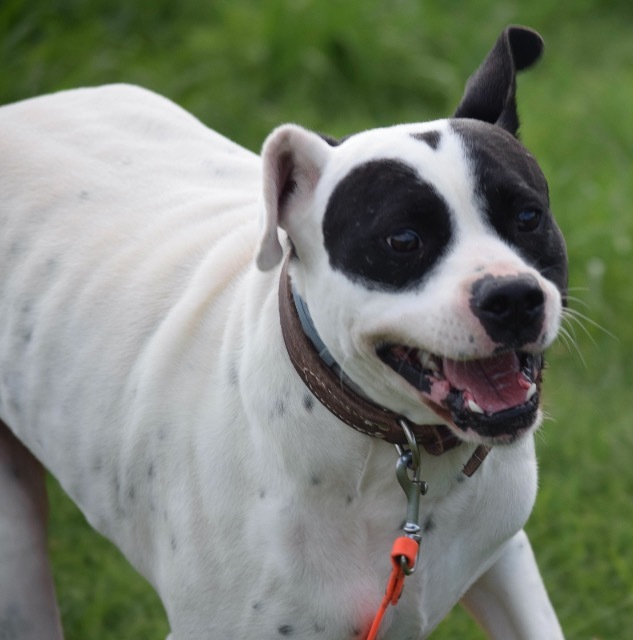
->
xmin=453 ymin=26 xmax=544 ymax=136
xmin=255 ymin=124 xmax=332 ymax=271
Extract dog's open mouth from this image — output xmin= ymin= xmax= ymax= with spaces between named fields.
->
xmin=378 ymin=345 xmax=543 ymax=441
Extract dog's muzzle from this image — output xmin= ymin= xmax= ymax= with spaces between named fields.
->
xmin=378 ymin=274 xmax=549 ymax=444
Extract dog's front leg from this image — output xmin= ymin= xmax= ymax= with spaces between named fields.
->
xmin=460 ymin=529 xmax=564 ymax=640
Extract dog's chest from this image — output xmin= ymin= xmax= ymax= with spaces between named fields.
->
xmin=160 ymin=434 xmax=537 ymax=639
xmin=159 ymin=362 xmax=538 ymax=639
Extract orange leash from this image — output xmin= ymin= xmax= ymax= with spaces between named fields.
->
xmin=366 ymin=419 xmax=427 ymax=640
xmin=366 ymin=536 xmax=420 ymax=640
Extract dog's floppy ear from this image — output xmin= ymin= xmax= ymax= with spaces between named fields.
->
xmin=453 ymin=26 xmax=544 ymax=136
xmin=255 ymin=124 xmax=332 ymax=271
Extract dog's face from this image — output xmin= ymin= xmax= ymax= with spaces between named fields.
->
xmin=256 ymin=27 xmax=568 ymax=446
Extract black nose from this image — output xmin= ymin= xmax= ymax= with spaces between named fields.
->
xmin=470 ymin=274 xmax=545 ymax=347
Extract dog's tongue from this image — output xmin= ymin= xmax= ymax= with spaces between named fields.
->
xmin=443 ymin=352 xmax=529 ymax=413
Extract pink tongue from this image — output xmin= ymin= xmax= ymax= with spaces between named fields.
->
xmin=443 ymin=352 xmax=529 ymax=413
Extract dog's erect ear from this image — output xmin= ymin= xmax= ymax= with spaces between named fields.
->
xmin=453 ymin=26 xmax=544 ymax=136
xmin=255 ymin=124 xmax=332 ymax=271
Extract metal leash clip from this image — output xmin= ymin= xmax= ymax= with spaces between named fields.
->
xmin=394 ymin=418 xmax=428 ymax=575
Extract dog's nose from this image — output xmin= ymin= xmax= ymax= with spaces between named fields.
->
xmin=470 ymin=274 xmax=545 ymax=347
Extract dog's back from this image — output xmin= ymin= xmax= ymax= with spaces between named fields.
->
xmin=0 ymin=82 xmax=264 ymax=566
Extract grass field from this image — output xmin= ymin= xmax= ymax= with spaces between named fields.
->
xmin=2 ymin=0 xmax=633 ymax=638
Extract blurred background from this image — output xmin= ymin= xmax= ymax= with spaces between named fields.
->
xmin=1 ymin=0 xmax=632 ymax=637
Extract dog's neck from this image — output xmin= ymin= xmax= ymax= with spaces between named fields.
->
xmin=291 ymin=284 xmax=372 ymax=402
xmin=277 ymin=256 xmax=490 ymax=476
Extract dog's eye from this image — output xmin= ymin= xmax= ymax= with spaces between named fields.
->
xmin=386 ymin=229 xmax=422 ymax=253
xmin=516 ymin=209 xmax=542 ymax=232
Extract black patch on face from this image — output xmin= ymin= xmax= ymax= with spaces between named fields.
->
xmin=323 ymin=160 xmax=453 ymax=290
xmin=451 ymin=119 xmax=568 ymax=298
xmin=411 ymin=130 xmax=442 ymax=150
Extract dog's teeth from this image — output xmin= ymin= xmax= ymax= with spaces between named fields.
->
xmin=420 ymin=352 xmax=439 ymax=372
xmin=467 ymin=399 xmax=484 ymax=414
xmin=526 ymin=383 xmax=537 ymax=401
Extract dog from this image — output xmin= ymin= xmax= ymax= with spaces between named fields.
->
xmin=0 ymin=25 xmax=567 ymax=639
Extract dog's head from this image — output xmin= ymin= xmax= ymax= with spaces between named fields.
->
xmin=256 ymin=26 xmax=567 ymax=446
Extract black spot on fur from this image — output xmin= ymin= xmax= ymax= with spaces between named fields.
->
xmin=273 ymin=400 xmax=286 ymax=418
xmin=323 ymin=159 xmax=452 ymax=291
xmin=303 ymin=394 xmax=315 ymax=412
xmin=411 ymin=130 xmax=442 ymax=150
xmin=228 ymin=363 xmax=239 ymax=386
xmin=310 ymin=475 xmax=322 ymax=486
xmin=318 ymin=132 xmax=341 ymax=146
xmin=423 ymin=515 xmax=436 ymax=533
xmin=317 ymin=132 xmax=353 ymax=146
xmin=278 ymin=624 xmax=294 ymax=636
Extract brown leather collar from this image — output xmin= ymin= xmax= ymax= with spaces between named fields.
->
xmin=278 ymin=256 xmax=490 ymax=476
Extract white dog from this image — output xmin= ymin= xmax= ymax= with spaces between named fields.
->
xmin=0 ymin=26 xmax=566 ymax=639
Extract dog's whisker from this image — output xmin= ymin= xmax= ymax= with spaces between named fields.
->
xmin=533 ymin=427 xmax=548 ymax=447
xmin=564 ymin=293 xmax=591 ymax=308
xmin=556 ymin=323 xmax=588 ymax=368
xmin=563 ymin=306 xmax=616 ymax=341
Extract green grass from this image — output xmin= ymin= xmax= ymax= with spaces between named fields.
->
xmin=3 ymin=0 xmax=633 ymax=637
